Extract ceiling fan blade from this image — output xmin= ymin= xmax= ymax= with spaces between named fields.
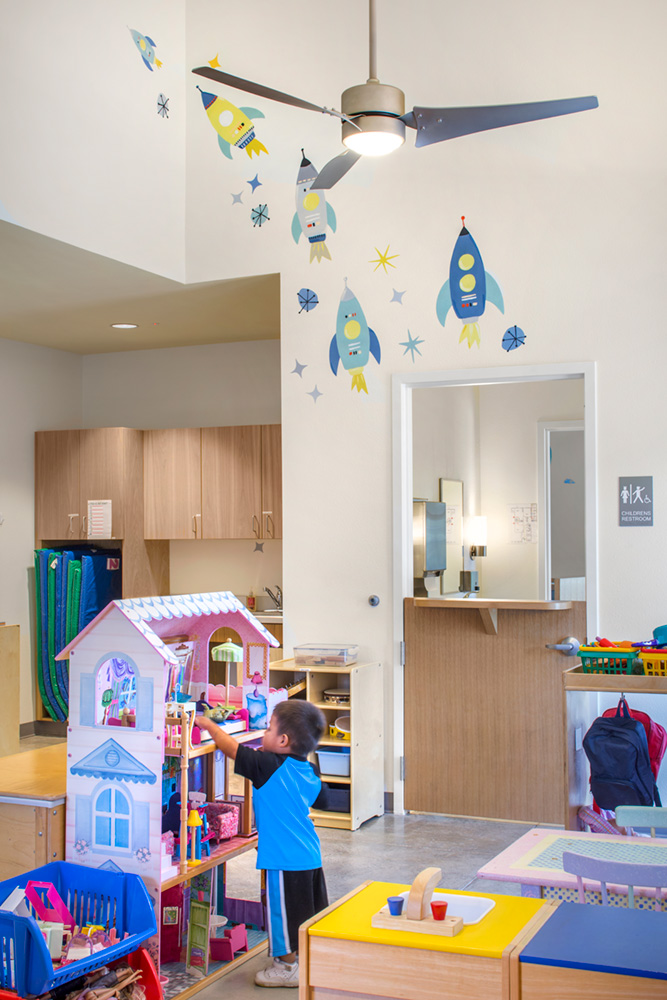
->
xmin=192 ymin=65 xmax=328 ymax=115
xmin=404 ymin=96 xmax=598 ymax=147
xmin=312 ymin=150 xmax=362 ymax=190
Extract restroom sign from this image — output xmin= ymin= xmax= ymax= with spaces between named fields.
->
xmin=619 ymin=476 xmax=653 ymax=526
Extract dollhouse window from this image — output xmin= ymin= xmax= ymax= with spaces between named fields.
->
xmin=95 ymin=656 xmax=137 ymax=727
xmin=93 ymin=787 xmax=131 ymax=850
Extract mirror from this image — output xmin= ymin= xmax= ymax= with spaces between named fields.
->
xmin=439 ymin=479 xmax=463 ymax=595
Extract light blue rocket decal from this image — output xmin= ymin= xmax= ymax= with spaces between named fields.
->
xmin=129 ymin=29 xmax=162 ymax=72
xmin=436 ymin=216 xmax=504 ymax=348
xmin=329 ymin=279 xmax=381 ymax=394
xmin=291 ymin=151 xmax=336 ymax=262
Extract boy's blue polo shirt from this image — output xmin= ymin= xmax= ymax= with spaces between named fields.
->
xmin=235 ymin=745 xmax=328 ymax=871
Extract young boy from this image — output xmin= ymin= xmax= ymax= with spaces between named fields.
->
xmin=195 ymin=700 xmax=329 ymax=988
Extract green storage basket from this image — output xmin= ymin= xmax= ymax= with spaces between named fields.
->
xmin=579 ymin=646 xmax=635 ymax=675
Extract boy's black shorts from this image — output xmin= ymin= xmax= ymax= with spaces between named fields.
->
xmin=265 ymin=867 xmax=328 ymax=956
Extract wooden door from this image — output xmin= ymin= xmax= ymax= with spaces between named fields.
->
xmin=79 ymin=427 xmax=135 ymax=538
xmin=261 ymin=424 xmax=282 ymax=539
xmin=35 ymin=430 xmax=80 ymax=540
xmin=404 ymin=599 xmax=587 ymax=824
xmin=201 ymin=426 xmax=262 ymax=539
xmin=144 ymin=429 xmax=202 ymax=539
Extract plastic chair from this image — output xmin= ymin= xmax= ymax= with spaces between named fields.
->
xmin=562 ymin=850 xmax=667 ymax=910
xmin=615 ymin=805 xmax=667 ymax=838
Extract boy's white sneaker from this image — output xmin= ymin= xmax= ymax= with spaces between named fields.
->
xmin=255 ymin=957 xmax=299 ymax=988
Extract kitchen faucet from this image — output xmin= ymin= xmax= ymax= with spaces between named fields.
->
xmin=264 ymin=585 xmax=282 ymax=609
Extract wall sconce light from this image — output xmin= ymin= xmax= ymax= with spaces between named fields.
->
xmin=467 ymin=516 xmax=488 ymax=560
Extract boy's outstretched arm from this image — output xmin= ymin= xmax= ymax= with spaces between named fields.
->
xmin=195 ymin=715 xmax=239 ymax=759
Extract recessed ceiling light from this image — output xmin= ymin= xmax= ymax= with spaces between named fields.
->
xmin=111 ymin=323 xmax=138 ymax=329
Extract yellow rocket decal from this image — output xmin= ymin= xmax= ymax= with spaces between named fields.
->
xmin=196 ymin=86 xmax=268 ymax=159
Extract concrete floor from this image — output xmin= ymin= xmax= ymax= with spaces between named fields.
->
xmin=206 ymin=812 xmax=548 ymax=1000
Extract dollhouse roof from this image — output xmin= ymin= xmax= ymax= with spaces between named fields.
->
xmin=56 ymin=591 xmax=279 ymax=664
xmin=70 ymin=737 xmax=157 ymax=784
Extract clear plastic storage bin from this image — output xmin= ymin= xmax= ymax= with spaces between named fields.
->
xmin=316 ymin=747 xmax=351 ymax=776
xmin=293 ymin=644 xmax=359 ymax=666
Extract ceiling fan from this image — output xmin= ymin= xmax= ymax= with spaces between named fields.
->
xmin=192 ymin=0 xmax=598 ymax=190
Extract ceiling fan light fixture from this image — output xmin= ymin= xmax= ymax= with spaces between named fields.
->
xmin=110 ymin=323 xmax=138 ymax=329
xmin=342 ymin=116 xmax=405 ymax=156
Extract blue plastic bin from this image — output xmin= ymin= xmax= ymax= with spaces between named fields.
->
xmin=0 ymin=861 xmax=157 ymax=997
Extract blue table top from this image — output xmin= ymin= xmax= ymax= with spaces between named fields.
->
xmin=521 ymin=902 xmax=667 ymax=980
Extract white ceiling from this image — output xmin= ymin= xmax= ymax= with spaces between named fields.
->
xmin=0 ymin=220 xmax=280 ymax=355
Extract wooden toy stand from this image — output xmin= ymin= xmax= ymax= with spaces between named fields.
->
xmin=371 ymin=867 xmax=464 ymax=937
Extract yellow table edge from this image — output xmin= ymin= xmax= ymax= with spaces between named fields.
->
xmin=308 ymin=882 xmax=546 ymax=959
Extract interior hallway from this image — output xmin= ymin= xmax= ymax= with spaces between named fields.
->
xmin=207 ymin=813 xmax=551 ymax=998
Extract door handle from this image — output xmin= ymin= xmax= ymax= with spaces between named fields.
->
xmin=192 ymin=513 xmax=201 ymax=537
xmin=68 ymin=513 xmax=79 ymax=535
xmin=263 ymin=511 xmax=274 ymax=538
xmin=252 ymin=515 xmax=260 ymax=538
xmin=82 ymin=514 xmax=87 ymax=537
xmin=545 ymin=637 xmax=581 ymax=657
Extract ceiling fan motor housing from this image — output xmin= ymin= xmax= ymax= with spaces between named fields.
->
xmin=341 ymin=81 xmax=406 ymax=148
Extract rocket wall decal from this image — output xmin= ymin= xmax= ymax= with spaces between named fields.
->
xmin=436 ymin=217 xmax=504 ymax=348
xmin=196 ymin=86 xmax=268 ymax=159
xmin=329 ymin=279 xmax=381 ymax=394
xmin=291 ymin=151 xmax=337 ymax=262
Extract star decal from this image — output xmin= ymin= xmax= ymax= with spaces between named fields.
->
xmin=231 ymin=191 xmax=243 ymax=205
xmin=254 ymin=541 xmax=265 ymax=552
xmin=292 ymin=360 xmax=307 ymax=377
xmin=370 ymin=245 xmax=399 ymax=273
xmin=209 ymin=54 xmax=222 ymax=69
xmin=391 ymin=288 xmax=406 ymax=304
xmin=248 ymin=174 xmax=262 ymax=193
xmin=400 ymin=330 xmax=425 ymax=362
xmin=307 ymin=385 xmax=323 ymax=403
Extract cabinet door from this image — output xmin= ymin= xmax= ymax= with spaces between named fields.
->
xmin=201 ymin=426 xmax=262 ymax=539
xmin=261 ymin=424 xmax=282 ymax=539
xmin=144 ymin=429 xmax=202 ymax=539
xmin=35 ymin=430 xmax=80 ymax=540
xmin=79 ymin=428 xmax=134 ymax=538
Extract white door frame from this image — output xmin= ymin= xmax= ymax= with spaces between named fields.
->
xmin=391 ymin=361 xmax=598 ymax=814
xmin=537 ymin=419 xmax=585 ymax=601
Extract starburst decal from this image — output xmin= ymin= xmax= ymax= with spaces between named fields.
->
xmin=307 ymin=385 xmax=323 ymax=403
xmin=248 ymin=174 xmax=262 ymax=193
xmin=391 ymin=288 xmax=406 ymax=304
xmin=292 ymin=360 xmax=307 ymax=377
xmin=209 ymin=54 xmax=221 ymax=69
xmin=254 ymin=541 xmax=264 ymax=552
xmin=231 ymin=191 xmax=243 ymax=205
xmin=251 ymin=204 xmax=270 ymax=227
xmin=400 ymin=330 xmax=425 ymax=362
xmin=370 ymin=245 xmax=399 ymax=273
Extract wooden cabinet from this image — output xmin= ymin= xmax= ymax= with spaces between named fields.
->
xmin=270 ymin=659 xmax=384 ymax=831
xmin=144 ymin=428 xmax=202 ymax=540
xmin=145 ymin=424 xmax=281 ymax=540
xmin=36 ymin=427 xmax=141 ymax=540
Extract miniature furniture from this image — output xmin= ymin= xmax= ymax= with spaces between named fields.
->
xmin=209 ymin=922 xmax=248 ymax=962
xmin=299 ymin=878 xmax=553 ymax=1000
xmin=517 ymin=901 xmax=667 ymax=999
xmin=616 ymin=805 xmax=667 ymax=836
xmin=562 ymin=850 xmax=667 ymax=909
xmin=0 ymin=743 xmax=66 ymax=879
xmin=269 ymin=658 xmax=384 ymax=830
xmin=476 ymin=826 xmax=667 ymax=908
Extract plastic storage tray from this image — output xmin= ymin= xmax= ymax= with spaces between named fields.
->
xmin=638 ymin=650 xmax=667 ymax=676
xmin=0 ymin=861 xmax=157 ymax=997
xmin=293 ymin=644 xmax=359 ymax=666
xmin=578 ymin=646 xmax=636 ymax=675
xmin=316 ymin=747 xmax=351 ymax=776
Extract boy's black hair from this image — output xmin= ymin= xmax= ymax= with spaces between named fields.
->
xmin=272 ymin=699 xmax=326 ymax=756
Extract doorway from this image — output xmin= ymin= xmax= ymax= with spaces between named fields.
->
xmin=391 ymin=362 xmax=598 ymax=816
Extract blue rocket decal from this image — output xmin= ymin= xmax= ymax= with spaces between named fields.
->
xmin=329 ymin=280 xmax=381 ymax=394
xmin=129 ymin=28 xmax=162 ymax=71
xmin=291 ymin=151 xmax=337 ymax=262
xmin=436 ymin=217 xmax=504 ymax=348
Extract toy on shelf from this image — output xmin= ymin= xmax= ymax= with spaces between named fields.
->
xmin=372 ymin=868 xmax=466 ymax=937
xmin=210 ymin=922 xmax=248 ymax=962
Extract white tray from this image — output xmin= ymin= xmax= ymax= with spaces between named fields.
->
xmin=398 ymin=890 xmax=495 ymax=925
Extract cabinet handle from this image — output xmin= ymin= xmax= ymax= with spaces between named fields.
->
xmin=82 ymin=514 xmax=87 ymax=537
xmin=68 ymin=513 xmax=79 ymax=536
xmin=263 ymin=511 xmax=274 ymax=538
xmin=192 ymin=514 xmax=201 ymax=538
xmin=252 ymin=515 xmax=260 ymax=538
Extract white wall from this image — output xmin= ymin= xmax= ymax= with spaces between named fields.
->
xmin=0 ymin=338 xmax=82 ymax=722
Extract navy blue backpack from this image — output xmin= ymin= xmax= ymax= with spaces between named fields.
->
xmin=583 ymin=697 xmax=662 ymax=810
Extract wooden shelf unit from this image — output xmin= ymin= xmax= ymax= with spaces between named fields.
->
xmin=563 ymin=664 xmax=667 ymax=829
xmin=269 ymin=658 xmax=384 ymax=831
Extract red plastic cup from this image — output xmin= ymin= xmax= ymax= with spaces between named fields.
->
xmin=430 ymin=900 xmax=448 ymax=921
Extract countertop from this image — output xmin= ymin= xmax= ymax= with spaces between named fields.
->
xmin=0 ymin=743 xmax=67 ymax=803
